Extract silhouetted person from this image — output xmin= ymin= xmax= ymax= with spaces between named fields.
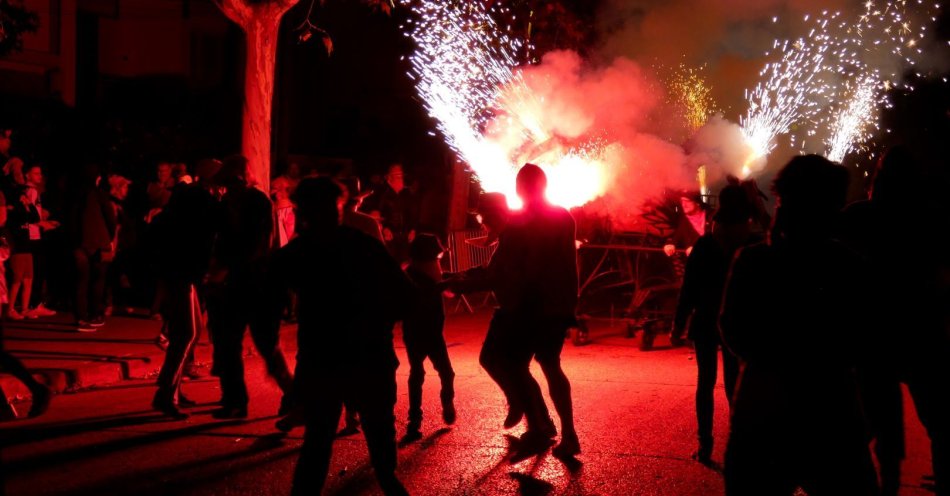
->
xmin=840 ymin=146 xmax=948 ymax=495
xmin=368 ymin=163 xmax=418 ymax=263
xmin=719 ymin=155 xmax=878 ymax=495
xmin=450 ymin=192 xmax=543 ymax=433
xmin=70 ymin=164 xmax=117 ymax=331
xmin=269 ymin=177 xmax=410 ymax=496
xmin=400 ymin=233 xmax=456 ymax=444
xmin=672 ymin=183 xmax=760 ymax=465
xmin=206 ymin=156 xmax=292 ymax=419
xmin=150 ymin=159 xmax=221 ymax=419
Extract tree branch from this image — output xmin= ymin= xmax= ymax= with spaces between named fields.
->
xmin=212 ymin=0 xmax=251 ymax=27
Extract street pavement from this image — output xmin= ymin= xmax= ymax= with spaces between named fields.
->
xmin=0 ymin=310 xmax=937 ymax=495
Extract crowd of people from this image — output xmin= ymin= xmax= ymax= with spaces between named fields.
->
xmin=2 ymin=121 xmax=948 ymax=496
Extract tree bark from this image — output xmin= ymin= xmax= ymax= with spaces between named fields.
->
xmin=215 ymin=0 xmax=299 ymax=193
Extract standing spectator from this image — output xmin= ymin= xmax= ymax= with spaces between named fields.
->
xmin=367 ymin=163 xmax=418 ymax=263
xmin=671 ymin=183 xmax=759 ymax=465
xmin=268 ymin=177 xmax=411 ymax=496
xmin=146 ymin=162 xmax=175 ymax=211
xmin=7 ymin=165 xmax=58 ymax=320
xmin=70 ymin=164 xmax=117 ymax=331
xmin=400 ymin=233 xmax=456 ymax=445
xmin=206 ymin=156 xmax=292 ymax=419
xmin=0 ymin=128 xmax=25 ymax=201
xmin=104 ymin=175 xmax=133 ymax=315
xmin=719 ymin=155 xmax=878 ymax=495
xmin=840 ymin=146 xmax=949 ymax=496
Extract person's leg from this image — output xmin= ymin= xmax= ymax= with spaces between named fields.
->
xmin=87 ymin=251 xmax=108 ymax=320
xmin=427 ymin=332 xmax=456 ymax=423
xmin=7 ymin=256 xmax=24 ymax=317
xmin=73 ymin=249 xmax=91 ymax=323
xmin=248 ymin=291 xmax=293 ymax=396
xmin=534 ymin=323 xmax=578 ymax=455
xmin=291 ymin=384 xmax=343 ymax=496
xmin=479 ymin=311 xmax=528 ymax=427
xmin=693 ymin=338 xmax=718 ymax=461
xmin=721 ymin=345 xmax=740 ymax=409
xmin=152 ymin=280 xmax=196 ymax=418
xmin=404 ymin=341 xmax=426 ymax=434
xmin=206 ymin=284 xmax=249 ymax=413
xmin=352 ymin=370 xmax=409 ymax=496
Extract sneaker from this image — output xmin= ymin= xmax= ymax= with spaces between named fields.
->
xmin=23 ymin=309 xmax=40 ymax=319
xmin=552 ymin=433 xmax=581 ymax=459
xmin=399 ymin=429 xmax=422 ymax=445
xmin=89 ymin=316 xmax=106 ymax=328
xmin=31 ymin=304 xmax=56 ymax=317
xmin=7 ymin=308 xmax=24 ymax=320
xmin=76 ymin=321 xmax=97 ymax=333
xmin=442 ymin=402 xmax=457 ymax=425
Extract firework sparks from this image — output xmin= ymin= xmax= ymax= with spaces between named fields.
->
xmin=826 ymin=74 xmax=880 ymax=162
xmin=667 ymin=64 xmax=718 ymax=133
xmin=402 ymin=0 xmax=612 ymax=209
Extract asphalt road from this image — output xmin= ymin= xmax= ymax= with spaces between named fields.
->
xmin=0 ymin=313 xmax=935 ymax=495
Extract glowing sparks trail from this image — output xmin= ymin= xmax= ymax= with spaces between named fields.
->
xmin=402 ymin=0 xmax=610 ymax=209
xmin=826 ymin=74 xmax=880 ymax=162
xmin=666 ymin=64 xmax=718 ymax=133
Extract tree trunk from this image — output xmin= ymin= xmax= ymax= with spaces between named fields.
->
xmin=242 ymin=13 xmax=282 ymax=193
xmin=215 ymin=0 xmax=299 ymax=193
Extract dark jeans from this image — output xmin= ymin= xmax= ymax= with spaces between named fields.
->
xmin=479 ymin=311 xmax=552 ymax=433
xmin=694 ymin=337 xmax=739 ymax=449
xmin=291 ymin=368 xmax=407 ymax=496
xmin=405 ymin=332 xmax=455 ymax=426
xmin=154 ymin=281 xmax=200 ymax=402
xmin=206 ymin=274 xmax=292 ymax=408
xmin=73 ymin=248 xmax=107 ymax=322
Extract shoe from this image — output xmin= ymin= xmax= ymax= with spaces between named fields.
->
xmin=7 ymin=308 xmax=24 ymax=320
xmin=399 ymin=429 xmax=422 ymax=445
xmin=76 ymin=321 xmax=97 ymax=333
xmin=552 ymin=433 xmax=581 ymax=459
xmin=337 ymin=425 xmax=361 ymax=437
xmin=442 ymin=402 xmax=457 ymax=425
xmin=511 ymin=430 xmax=555 ymax=462
xmin=152 ymin=397 xmax=189 ymax=420
xmin=692 ymin=445 xmax=713 ymax=466
xmin=275 ymin=409 xmax=305 ymax=432
xmin=211 ymin=405 xmax=248 ymax=419
xmin=23 ymin=309 xmax=40 ymax=319
xmin=503 ymin=406 xmax=524 ymax=429
xmin=27 ymin=385 xmax=52 ymax=418
xmin=89 ymin=316 xmax=106 ymax=327
xmin=30 ymin=304 xmax=56 ymax=317
xmin=177 ymin=394 xmax=197 ymax=407
xmin=670 ymin=335 xmax=686 ymax=348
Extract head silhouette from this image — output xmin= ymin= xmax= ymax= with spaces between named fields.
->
xmin=516 ymin=163 xmax=547 ymax=207
xmin=714 ymin=184 xmax=754 ymax=226
xmin=870 ymin=145 xmax=924 ymax=207
xmin=292 ymin=177 xmax=345 ymax=234
xmin=771 ymin=154 xmax=848 ymax=241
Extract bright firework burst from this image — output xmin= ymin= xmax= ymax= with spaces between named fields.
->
xmin=402 ymin=0 xmax=613 ymax=209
